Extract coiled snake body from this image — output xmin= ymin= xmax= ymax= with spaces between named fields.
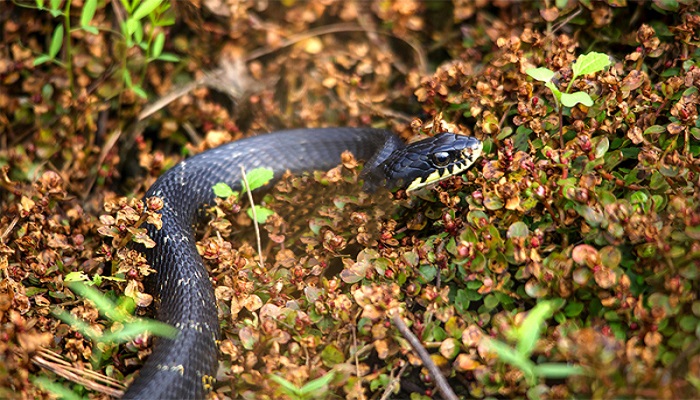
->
xmin=123 ymin=128 xmax=482 ymax=399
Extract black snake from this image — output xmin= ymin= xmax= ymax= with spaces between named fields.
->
xmin=123 ymin=127 xmax=482 ymax=399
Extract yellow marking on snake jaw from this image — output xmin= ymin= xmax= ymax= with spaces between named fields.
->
xmin=202 ymin=374 xmax=216 ymax=391
xmin=406 ymin=141 xmax=482 ymax=193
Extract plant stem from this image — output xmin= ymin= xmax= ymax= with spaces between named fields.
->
xmin=63 ymin=0 xmax=74 ymax=92
xmin=140 ymin=22 xmax=155 ymax=87
xmin=559 ymin=107 xmax=564 ymax=148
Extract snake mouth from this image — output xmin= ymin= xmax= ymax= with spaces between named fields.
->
xmin=405 ymin=138 xmax=483 ymax=193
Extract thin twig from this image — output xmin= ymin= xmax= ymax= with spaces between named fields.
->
xmin=390 ymin=311 xmax=458 ymax=400
xmin=551 ymin=7 xmax=583 ymax=34
xmin=137 ymin=58 xmax=250 ymax=122
xmin=137 ymin=81 xmax=199 ymax=121
xmin=379 ymin=362 xmax=409 ymax=400
xmin=243 ymin=22 xmax=426 ymax=72
xmin=239 ymin=165 xmax=265 ymax=268
xmin=352 ymin=327 xmax=361 ymax=379
xmin=82 ymin=128 xmax=122 ymax=200
xmin=355 ymin=3 xmax=409 ymax=75
xmin=0 ymin=215 xmax=18 ymax=242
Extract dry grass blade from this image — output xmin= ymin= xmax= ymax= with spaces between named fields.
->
xmin=243 ymin=21 xmax=426 ymax=72
xmin=31 ymin=348 xmax=126 ymax=397
xmin=240 ymin=165 xmax=265 ymax=269
xmin=138 ymin=58 xmax=251 ymax=122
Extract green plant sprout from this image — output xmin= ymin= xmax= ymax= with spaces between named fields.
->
xmin=213 ymin=167 xmax=276 ymax=224
xmin=53 ymin=282 xmax=177 ymax=370
xmin=29 ymin=0 xmax=94 ymax=90
xmin=527 ymin=52 xmax=612 ymax=144
xmin=118 ymin=0 xmax=180 ymax=98
xmin=269 ymin=371 xmax=335 ymax=400
xmin=26 ymin=0 xmax=179 ymax=98
xmin=484 ymin=300 xmax=585 ymax=400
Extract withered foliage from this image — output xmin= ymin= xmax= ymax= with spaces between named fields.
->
xmin=1 ymin=1 xmax=700 ymax=399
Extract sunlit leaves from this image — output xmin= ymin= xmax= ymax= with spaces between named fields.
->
xmin=526 ymin=51 xmax=611 ymax=111
xmin=571 ymin=52 xmax=612 ymax=78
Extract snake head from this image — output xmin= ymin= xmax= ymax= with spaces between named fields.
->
xmin=363 ymin=133 xmax=482 ymax=193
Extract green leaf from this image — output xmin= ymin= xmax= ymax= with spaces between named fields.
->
xmin=320 ymin=345 xmax=344 ymax=367
xmin=545 ymin=81 xmax=562 ymax=101
xmin=33 ymin=377 xmax=83 ymax=400
xmin=33 ymin=54 xmax=52 ymax=66
xmin=269 ymin=375 xmax=301 ymax=396
xmin=517 ymin=300 xmax=558 ymax=356
xmin=35 ymin=0 xmax=45 ymax=9
xmin=133 ymin=20 xmax=144 ymax=44
xmin=300 ymin=372 xmax=335 ymax=394
xmin=100 ymin=319 xmax=177 ymax=343
xmin=487 ymin=338 xmax=536 ymax=382
xmin=122 ymin=68 xmax=133 ymax=86
xmin=156 ymin=15 xmax=176 ymax=27
xmin=564 ymin=301 xmax=584 ymax=317
xmin=65 ymin=271 xmax=91 ymax=283
xmin=131 ymin=84 xmax=148 ymax=99
xmin=594 ymin=137 xmax=609 ymax=158
xmin=560 ymin=91 xmax=593 ymax=107
xmin=483 ymin=293 xmax=500 ymax=310
xmin=571 ymin=52 xmax=611 ymax=79
xmin=156 ymin=53 xmax=180 ymax=62
xmin=50 ymin=0 xmax=61 ymax=11
xmin=653 ymin=0 xmax=679 ymax=11
xmin=212 ymin=182 xmax=236 ymax=198
xmin=526 ymin=67 xmax=555 ymax=83
xmin=418 ymin=264 xmax=438 ymax=283
xmin=81 ymin=0 xmax=98 ymax=29
xmin=132 ymin=0 xmax=164 ymax=20
xmin=152 ymin=32 xmax=165 ymax=58
xmin=125 ymin=18 xmax=140 ymax=37
xmin=82 ymin=26 xmax=99 ymax=35
xmin=533 ymin=363 xmax=585 ymax=379
xmin=49 ymin=25 xmax=64 ymax=58
xmin=246 ymin=205 xmax=274 ymax=224
xmin=507 ymin=221 xmax=529 ymax=238
xmin=644 ymin=125 xmax=666 ymax=135
xmin=454 ymin=289 xmax=470 ymax=314
xmin=241 ymin=167 xmax=274 ymax=193
xmin=679 ymin=315 xmax=698 ymax=333
xmin=120 ymin=0 xmax=134 ymax=13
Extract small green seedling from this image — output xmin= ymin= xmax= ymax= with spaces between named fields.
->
xmin=213 ymin=167 xmax=275 ymax=224
xmin=269 ymin=371 xmax=335 ymax=400
xmin=28 ymin=0 xmax=179 ymax=98
xmin=485 ymin=300 xmax=585 ymax=399
xmin=31 ymin=0 xmax=100 ymax=91
xmin=54 ymin=282 xmax=177 ymax=366
xmin=527 ymin=52 xmax=611 ymax=109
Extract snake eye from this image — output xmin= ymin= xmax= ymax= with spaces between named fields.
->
xmin=431 ymin=151 xmax=451 ymax=167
